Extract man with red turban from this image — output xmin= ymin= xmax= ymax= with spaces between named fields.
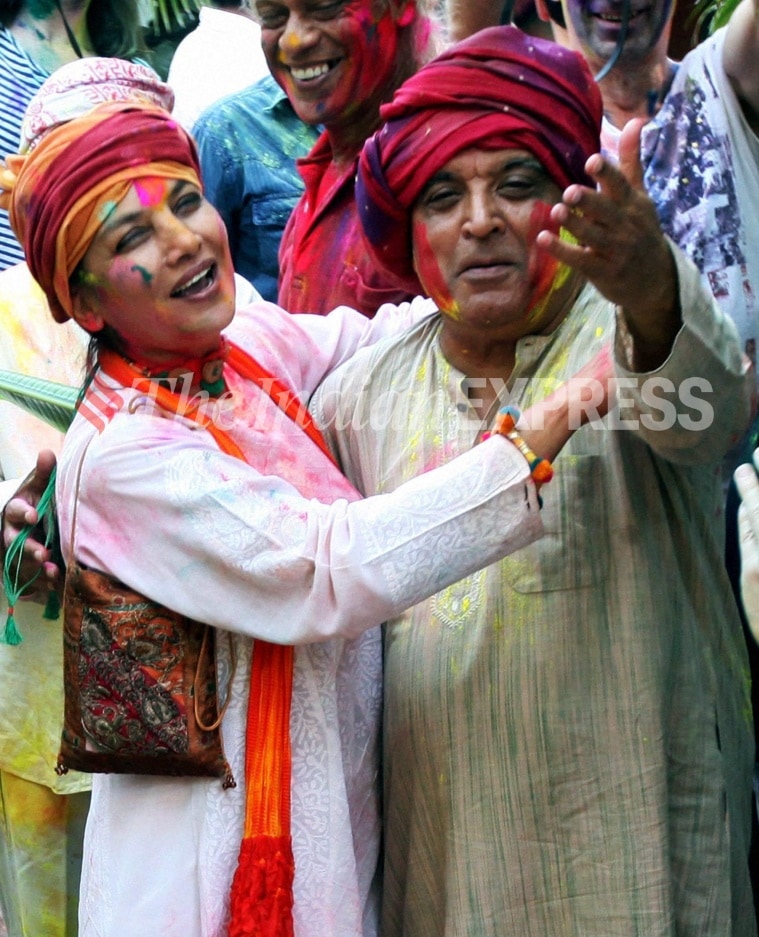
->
xmin=313 ymin=25 xmax=757 ymax=937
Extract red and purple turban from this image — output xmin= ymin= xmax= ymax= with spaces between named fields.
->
xmin=2 ymin=103 xmax=200 ymax=322
xmin=357 ymin=25 xmax=603 ymax=294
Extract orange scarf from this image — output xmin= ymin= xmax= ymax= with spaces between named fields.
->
xmin=99 ymin=342 xmax=336 ymax=937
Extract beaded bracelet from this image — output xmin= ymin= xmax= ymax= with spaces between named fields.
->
xmin=482 ymin=404 xmax=554 ymax=485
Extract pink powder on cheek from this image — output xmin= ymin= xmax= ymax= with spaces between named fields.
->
xmin=341 ymin=2 xmax=399 ymax=117
xmin=412 ymin=220 xmax=460 ymax=319
xmin=524 ymin=201 xmax=562 ymax=322
xmin=134 ymin=177 xmax=170 ymax=208
xmin=108 ymin=256 xmax=155 ymax=290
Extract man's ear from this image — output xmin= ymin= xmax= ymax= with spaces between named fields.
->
xmin=70 ymin=287 xmax=105 ymax=334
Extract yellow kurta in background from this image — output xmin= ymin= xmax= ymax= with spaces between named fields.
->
xmin=0 ymin=262 xmax=90 ymax=937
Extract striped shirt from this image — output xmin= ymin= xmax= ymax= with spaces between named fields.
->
xmin=0 ymin=27 xmax=48 ymax=271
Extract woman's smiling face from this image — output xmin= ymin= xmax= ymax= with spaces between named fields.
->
xmin=72 ymin=177 xmax=236 ymax=366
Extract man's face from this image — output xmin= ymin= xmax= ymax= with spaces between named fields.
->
xmin=410 ymin=147 xmax=569 ymax=342
xmin=559 ymin=0 xmax=673 ymax=68
xmin=254 ymin=0 xmax=402 ymax=129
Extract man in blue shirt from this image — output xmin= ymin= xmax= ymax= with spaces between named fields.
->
xmin=192 ymin=73 xmax=318 ymax=303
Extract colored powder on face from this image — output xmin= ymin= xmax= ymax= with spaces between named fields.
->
xmin=524 ymin=203 xmax=574 ymax=326
xmin=97 ymin=200 xmax=119 ymax=223
xmin=130 ymin=265 xmax=153 ymax=285
xmin=134 ymin=177 xmax=169 ymax=208
xmin=526 ymin=254 xmax=562 ymax=325
xmin=106 ymin=257 xmax=151 ymax=294
xmin=349 ymin=0 xmax=376 ymax=23
xmin=412 ymin=220 xmax=460 ymax=319
xmin=77 ymin=269 xmax=103 ymax=288
xmin=277 ymin=69 xmax=298 ymax=107
xmin=353 ymin=1 xmax=379 ymax=35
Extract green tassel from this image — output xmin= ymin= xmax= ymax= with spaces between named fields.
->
xmin=43 ymin=589 xmax=61 ymax=621
xmin=2 ymin=466 xmax=59 ymax=645
xmin=2 ymin=610 xmax=22 ymax=646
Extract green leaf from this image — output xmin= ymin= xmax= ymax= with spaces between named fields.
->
xmin=148 ymin=0 xmax=205 ymax=34
xmin=690 ymin=0 xmax=742 ymax=35
xmin=0 ymin=370 xmax=78 ymax=434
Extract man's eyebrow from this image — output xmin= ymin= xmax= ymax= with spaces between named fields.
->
xmin=499 ymin=156 xmax=546 ymax=173
xmin=423 ymin=169 xmax=457 ymax=188
xmin=420 ymin=156 xmax=547 ymax=195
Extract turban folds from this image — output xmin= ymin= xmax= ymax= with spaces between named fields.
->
xmin=20 ymin=57 xmax=175 ymax=154
xmin=4 ymin=103 xmax=200 ymax=322
xmin=357 ymin=25 xmax=603 ymax=294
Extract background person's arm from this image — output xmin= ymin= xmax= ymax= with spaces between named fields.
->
xmin=723 ymin=0 xmax=759 ymax=128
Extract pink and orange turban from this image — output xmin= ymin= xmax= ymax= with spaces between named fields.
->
xmin=19 ymin=56 xmax=175 ymax=154
xmin=356 ymin=25 xmax=603 ymax=294
xmin=1 ymin=103 xmax=200 ymax=323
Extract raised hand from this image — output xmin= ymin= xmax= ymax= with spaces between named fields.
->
xmin=536 ymin=119 xmax=680 ymax=369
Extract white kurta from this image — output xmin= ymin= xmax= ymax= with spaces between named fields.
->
xmin=56 ymin=299 xmax=543 ymax=937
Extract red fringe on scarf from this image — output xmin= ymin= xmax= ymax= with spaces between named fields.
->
xmin=228 ymin=834 xmax=295 ymax=937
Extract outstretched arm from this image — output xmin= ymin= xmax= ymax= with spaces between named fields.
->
xmin=536 ymin=118 xmax=680 ymax=372
xmin=723 ymin=0 xmax=759 ymax=126
xmin=518 ymin=345 xmax=615 ymax=462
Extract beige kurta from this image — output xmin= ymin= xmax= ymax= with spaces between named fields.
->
xmin=312 ymin=251 xmax=757 ymax=937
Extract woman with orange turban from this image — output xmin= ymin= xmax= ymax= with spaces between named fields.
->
xmin=0 ymin=97 xmax=603 ymax=937
xmin=0 ymin=56 xmax=176 ymax=937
